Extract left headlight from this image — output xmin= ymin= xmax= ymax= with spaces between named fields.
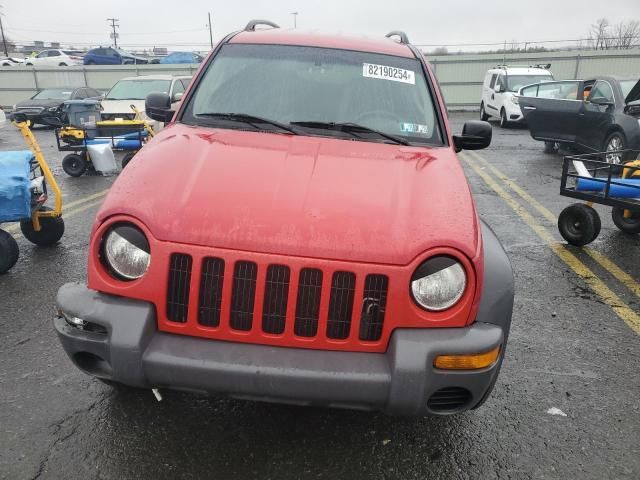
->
xmin=102 ymin=223 xmax=150 ymax=280
xmin=510 ymin=95 xmax=519 ymax=105
xmin=411 ymin=256 xmax=467 ymax=311
xmin=47 ymin=106 xmax=59 ymax=112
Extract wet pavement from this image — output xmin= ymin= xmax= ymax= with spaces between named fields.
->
xmin=0 ymin=115 xmax=638 ymax=479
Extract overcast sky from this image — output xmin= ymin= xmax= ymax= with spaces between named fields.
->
xmin=2 ymin=0 xmax=639 ymax=52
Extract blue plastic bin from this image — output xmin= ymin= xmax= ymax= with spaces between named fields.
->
xmin=0 ymin=151 xmax=33 ymax=222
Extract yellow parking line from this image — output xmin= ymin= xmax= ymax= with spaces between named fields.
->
xmin=461 ymin=153 xmax=640 ymax=335
xmin=2 ymin=189 xmax=109 ymax=235
xmin=467 ymin=150 xmax=640 ymax=299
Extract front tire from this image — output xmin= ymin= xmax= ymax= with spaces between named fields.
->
xmin=603 ymin=132 xmax=626 ymax=165
xmin=58 ymin=62 xmax=67 ymax=66
xmin=20 ymin=207 xmax=65 ymax=246
xmin=62 ymin=153 xmax=87 ymax=177
xmin=558 ymin=203 xmax=601 ymax=246
xmin=121 ymin=151 xmax=136 ymax=169
xmin=0 ymin=230 xmax=20 ymax=274
xmin=480 ymin=103 xmax=489 ymax=121
xmin=499 ymin=109 xmax=510 ymax=128
xmin=611 ymin=207 xmax=640 ymax=234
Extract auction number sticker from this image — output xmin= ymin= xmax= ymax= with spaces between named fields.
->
xmin=363 ymin=63 xmax=415 ymax=84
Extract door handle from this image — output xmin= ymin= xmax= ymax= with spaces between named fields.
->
xmin=523 ymin=106 xmax=536 ymax=110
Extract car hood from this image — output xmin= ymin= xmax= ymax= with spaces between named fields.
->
xmin=97 ymin=124 xmax=481 ymax=265
xmin=15 ymin=99 xmax=63 ymax=109
xmin=624 ymin=79 xmax=640 ymax=104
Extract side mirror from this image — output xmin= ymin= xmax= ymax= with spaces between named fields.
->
xmin=453 ymin=120 xmax=492 ymax=152
xmin=172 ymin=92 xmax=183 ymax=103
xmin=590 ymin=96 xmax=614 ymax=107
xmin=145 ymin=92 xmax=174 ymax=123
xmin=624 ymin=100 xmax=640 ymax=115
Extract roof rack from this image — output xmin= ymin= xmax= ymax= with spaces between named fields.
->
xmin=385 ymin=31 xmax=410 ymax=44
xmin=244 ymin=20 xmax=280 ymax=32
xmin=494 ymin=63 xmax=552 ymax=70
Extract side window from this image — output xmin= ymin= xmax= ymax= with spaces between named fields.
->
xmin=496 ymin=75 xmax=505 ymax=90
xmin=180 ymin=78 xmax=191 ymax=89
xmin=37 ymin=51 xmax=48 ymax=58
xmin=74 ymin=89 xmax=87 ymax=99
xmin=172 ymin=80 xmax=185 ymax=99
xmin=520 ymin=84 xmax=539 ymax=97
xmin=489 ymin=74 xmax=497 ymax=89
xmin=108 ymin=48 xmax=119 ymax=57
xmin=49 ymin=50 xmax=61 ymax=57
xmin=588 ymin=81 xmax=614 ymax=103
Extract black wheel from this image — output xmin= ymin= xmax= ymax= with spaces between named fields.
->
xmin=0 ymin=229 xmax=19 ymax=274
xmin=20 ymin=207 xmax=65 ymax=246
xmin=58 ymin=62 xmax=67 ymax=66
xmin=611 ymin=207 xmax=640 ymax=234
xmin=499 ymin=109 xmax=510 ymax=128
xmin=121 ymin=151 xmax=136 ymax=169
xmin=544 ymin=141 xmax=559 ymax=154
xmin=558 ymin=203 xmax=601 ymax=246
xmin=480 ymin=103 xmax=489 ymax=121
xmin=603 ymin=131 xmax=627 ymax=165
xmin=62 ymin=153 xmax=87 ymax=177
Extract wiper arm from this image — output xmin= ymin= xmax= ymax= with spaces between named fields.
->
xmin=290 ymin=121 xmax=410 ymax=145
xmin=197 ymin=112 xmax=300 ymax=135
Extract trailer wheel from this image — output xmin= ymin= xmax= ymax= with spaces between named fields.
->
xmin=611 ymin=207 xmax=640 ymax=234
xmin=121 ymin=151 xmax=136 ymax=169
xmin=0 ymin=229 xmax=19 ymax=274
xmin=62 ymin=153 xmax=87 ymax=177
xmin=20 ymin=207 xmax=65 ymax=246
xmin=558 ymin=203 xmax=601 ymax=246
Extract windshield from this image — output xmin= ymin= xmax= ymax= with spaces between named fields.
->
xmin=507 ymin=75 xmax=553 ymax=92
xmin=106 ymin=79 xmax=171 ymax=100
xmin=63 ymin=50 xmax=83 ymax=56
xmin=182 ymin=44 xmax=443 ymax=145
xmin=32 ymin=89 xmax=73 ymax=100
xmin=620 ymin=80 xmax=639 ymax=99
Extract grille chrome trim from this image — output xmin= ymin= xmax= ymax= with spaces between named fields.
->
xmin=166 ymin=253 xmax=193 ymax=323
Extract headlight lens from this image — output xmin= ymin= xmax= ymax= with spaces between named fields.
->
xmin=511 ymin=95 xmax=519 ymax=105
xmin=411 ymin=256 xmax=467 ymax=311
xmin=102 ymin=224 xmax=150 ymax=280
xmin=47 ymin=106 xmax=58 ymax=112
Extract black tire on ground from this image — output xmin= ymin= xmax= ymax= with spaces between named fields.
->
xmin=480 ymin=103 xmax=489 ymax=121
xmin=59 ymin=63 xmax=67 ymax=66
xmin=543 ymin=141 xmax=559 ymax=154
xmin=603 ymin=131 xmax=627 ymax=165
xmin=558 ymin=203 xmax=601 ymax=246
xmin=0 ymin=229 xmax=20 ymax=274
xmin=499 ymin=109 xmax=510 ymax=128
xmin=20 ymin=207 xmax=65 ymax=246
xmin=611 ymin=207 xmax=640 ymax=234
xmin=121 ymin=151 xmax=136 ymax=169
xmin=62 ymin=153 xmax=88 ymax=177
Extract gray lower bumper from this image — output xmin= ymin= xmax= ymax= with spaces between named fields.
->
xmin=55 ymin=283 xmax=506 ymax=416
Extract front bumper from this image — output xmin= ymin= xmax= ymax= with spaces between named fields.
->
xmin=55 ymin=282 xmax=505 ymax=415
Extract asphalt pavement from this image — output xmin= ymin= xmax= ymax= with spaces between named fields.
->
xmin=0 ymin=115 xmax=638 ymax=480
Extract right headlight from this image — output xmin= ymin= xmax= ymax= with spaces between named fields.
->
xmin=102 ymin=223 xmax=150 ymax=280
xmin=411 ymin=256 xmax=467 ymax=311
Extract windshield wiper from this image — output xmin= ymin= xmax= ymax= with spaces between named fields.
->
xmin=290 ymin=121 xmax=410 ymax=145
xmin=197 ymin=112 xmax=300 ymax=135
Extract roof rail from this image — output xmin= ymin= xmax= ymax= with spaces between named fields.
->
xmin=244 ymin=19 xmax=280 ymax=32
xmin=385 ymin=31 xmax=410 ymax=44
xmin=494 ymin=63 xmax=552 ymax=70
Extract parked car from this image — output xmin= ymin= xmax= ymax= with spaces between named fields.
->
xmin=480 ymin=64 xmax=554 ymax=128
xmin=24 ymin=49 xmax=84 ymax=67
xmin=83 ymin=47 xmax=148 ymax=65
xmin=0 ymin=57 xmax=25 ymax=66
xmin=12 ymin=87 xmax=103 ymax=126
xmin=54 ymin=22 xmax=514 ymax=416
xmin=0 ymin=107 xmax=6 ymax=129
xmin=519 ymin=76 xmax=640 ymax=162
xmin=100 ymin=74 xmax=191 ymax=130
xmin=155 ymin=51 xmax=204 ymax=64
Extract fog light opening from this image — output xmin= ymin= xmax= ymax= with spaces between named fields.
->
xmin=434 ymin=345 xmax=501 ymax=370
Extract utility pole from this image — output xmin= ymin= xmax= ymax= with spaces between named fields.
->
xmin=291 ymin=11 xmax=298 ymax=29
xmin=207 ymin=12 xmax=213 ymax=49
xmin=0 ymin=6 xmax=8 ymax=57
xmin=107 ymin=17 xmax=120 ymax=48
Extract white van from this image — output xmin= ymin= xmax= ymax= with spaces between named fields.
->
xmin=480 ymin=65 xmax=554 ymax=128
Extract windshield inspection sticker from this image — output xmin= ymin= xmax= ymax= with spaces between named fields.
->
xmin=363 ymin=63 xmax=415 ymax=85
xmin=400 ymin=123 xmax=429 ymax=135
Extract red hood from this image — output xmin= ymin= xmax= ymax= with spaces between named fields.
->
xmin=97 ymin=123 xmax=480 ymax=265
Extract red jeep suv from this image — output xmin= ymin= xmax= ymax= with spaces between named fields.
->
xmin=54 ymin=21 xmax=514 ymax=415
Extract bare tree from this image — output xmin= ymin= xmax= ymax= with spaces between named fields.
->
xmin=612 ymin=20 xmax=640 ymax=49
xmin=589 ymin=18 xmax=611 ymax=50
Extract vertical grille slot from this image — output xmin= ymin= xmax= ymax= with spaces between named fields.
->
xmin=198 ymin=257 xmax=225 ymax=327
xmin=166 ymin=253 xmax=193 ymax=323
xmin=294 ymin=268 xmax=323 ymax=337
xmin=230 ymin=261 xmax=257 ymax=331
xmin=326 ymin=271 xmax=356 ymax=339
xmin=262 ymin=265 xmax=290 ymax=334
xmin=359 ymin=274 xmax=388 ymax=341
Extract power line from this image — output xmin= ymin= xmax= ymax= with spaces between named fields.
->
xmin=106 ymin=17 xmax=119 ymax=48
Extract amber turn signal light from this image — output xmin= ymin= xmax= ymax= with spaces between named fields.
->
xmin=434 ymin=346 xmax=501 ymax=370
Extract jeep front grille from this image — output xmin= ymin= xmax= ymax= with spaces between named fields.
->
xmin=163 ymin=253 xmax=390 ymax=350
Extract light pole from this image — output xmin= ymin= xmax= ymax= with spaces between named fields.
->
xmin=291 ymin=12 xmax=298 ymax=29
